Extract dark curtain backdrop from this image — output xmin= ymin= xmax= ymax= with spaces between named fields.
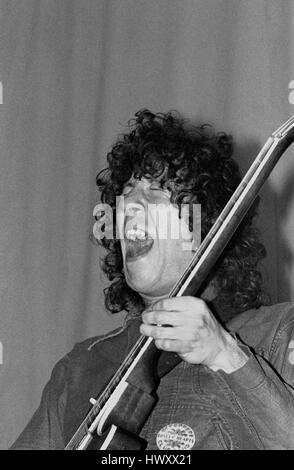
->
xmin=1 ymin=0 xmax=294 ymax=449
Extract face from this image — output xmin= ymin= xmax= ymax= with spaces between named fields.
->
xmin=116 ymin=177 xmax=198 ymax=300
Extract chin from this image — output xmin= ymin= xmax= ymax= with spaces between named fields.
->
xmin=126 ymin=276 xmax=157 ymax=296
xmin=126 ymin=274 xmax=171 ymax=298
xmin=124 ymin=254 xmax=173 ymax=296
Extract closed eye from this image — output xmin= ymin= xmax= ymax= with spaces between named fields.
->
xmin=121 ymin=184 xmax=134 ymax=196
xmin=149 ymin=184 xmax=170 ymax=196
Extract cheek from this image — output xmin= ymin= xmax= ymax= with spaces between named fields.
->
xmin=178 ymin=213 xmax=193 ymax=241
xmin=167 ymin=206 xmax=192 ymax=241
xmin=120 ymin=241 xmax=126 ymax=260
xmin=116 ymin=213 xmax=124 ymax=240
xmin=168 ymin=238 xmax=194 ymax=272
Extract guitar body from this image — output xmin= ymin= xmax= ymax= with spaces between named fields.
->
xmin=65 ymin=347 xmax=160 ymax=450
xmin=86 ymin=425 xmax=146 ymax=450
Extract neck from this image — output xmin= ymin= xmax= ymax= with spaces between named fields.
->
xmin=140 ymin=282 xmax=216 ymax=309
xmin=140 ymin=291 xmax=170 ymax=308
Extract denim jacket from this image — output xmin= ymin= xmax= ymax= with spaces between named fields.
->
xmin=11 ymin=302 xmax=294 ymax=450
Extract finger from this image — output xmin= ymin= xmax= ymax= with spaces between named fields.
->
xmin=142 ymin=310 xmax=182 ymax=326
xmin=142 ymin=309 xmax=205 ymax=330
xmin=140 ymin=323 xmax=197 ymax=342
xmin=154 ymin=339 xmax=191 ymax=353
xmin=152 ymin=296 xmax=205 ymax=312
xmin=140 ymin=324 xmax=178 ymax=340
xmin=151 ymin=298 xmax=181 ymax=311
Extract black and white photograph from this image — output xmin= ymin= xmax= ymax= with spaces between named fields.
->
xmin=1 ymin=0 xmax=294 ymax=452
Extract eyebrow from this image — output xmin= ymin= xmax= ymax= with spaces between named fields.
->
xmin=122 ymin=181 xmax=136 ymax=190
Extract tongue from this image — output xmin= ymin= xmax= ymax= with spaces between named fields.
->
xmin=126 ymin=239 xmax=154 ymax=259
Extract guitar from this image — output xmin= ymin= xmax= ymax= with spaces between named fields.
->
xmin=65 ymin=115 xmax=294 ymax=450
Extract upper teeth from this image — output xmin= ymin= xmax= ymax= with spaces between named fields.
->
xmin=125 ymin=228 xmax=147 ymax=240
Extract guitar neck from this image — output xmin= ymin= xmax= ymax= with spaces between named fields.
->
xmin=172 ymin=116 xmax=294 ymax=297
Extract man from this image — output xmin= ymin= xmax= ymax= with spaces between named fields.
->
xmin=11 ymin=110 xmax=294 ymax=449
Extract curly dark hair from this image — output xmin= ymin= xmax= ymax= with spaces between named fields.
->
xmin=95 ymin=109 xmax=268 ymax=322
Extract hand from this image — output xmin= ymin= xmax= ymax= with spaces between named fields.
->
xmin=140 ymin=296 xmax=248 ymax=373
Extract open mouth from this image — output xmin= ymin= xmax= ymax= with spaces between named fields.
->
xmin=125 ymin=228 xmax=154 ymax=260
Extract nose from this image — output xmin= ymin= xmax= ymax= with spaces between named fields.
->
xmin=123 ymin=182 xmax=149 ymax=210
xmin=118 ymin=184 xmax=149 ymax=233
xmin=124 ymin=197 xmax=146 ymax=223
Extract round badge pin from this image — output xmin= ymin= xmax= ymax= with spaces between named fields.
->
xmin=156 ymin=423 xmax=195 ymax=450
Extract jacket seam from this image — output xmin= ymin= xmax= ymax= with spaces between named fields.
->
xmin=269 ymin=316 xmax=294 ymax=360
